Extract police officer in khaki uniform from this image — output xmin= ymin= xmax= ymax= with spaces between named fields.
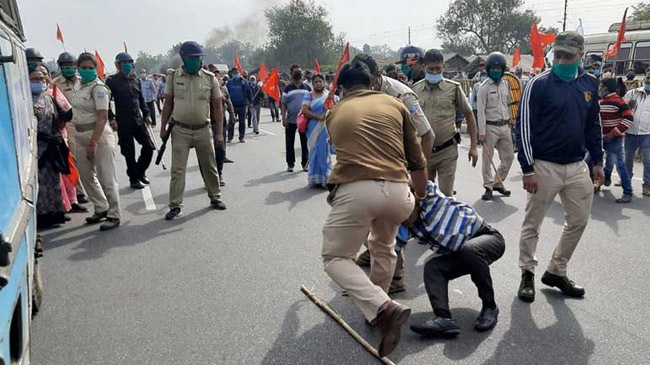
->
xmin=160 ymin=41 xmax=226 ymax=220
xmin=477 ymin=52 xmax=514 ymax=201
xmin=412 ymin=49 xmax=479 ymax=197
xmin=71 ymin=53 xmax=121 ymax=231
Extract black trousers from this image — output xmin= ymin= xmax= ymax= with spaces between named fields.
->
xmin=117 ymin=121 xmax=155 ymax=183
xmin=423 ymin=224 xmax=505 ymax=318
xmin=213 ymin=118 xmax=228 ymax=175
xmin=146 ymin=101 xmax=157 ymax=125
xmin=285 ymin=123 xmax=308 ymax=168
xmin=228 ymin=106 xmax=247 ymax=141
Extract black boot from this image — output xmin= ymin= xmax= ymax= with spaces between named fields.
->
xmin=541 ymin=271 xmax=585 ymax=297
xmin=474 ymin=306 xmax=499 ymax=332
xmin=481 ymin=188 xmax=493 ymax=201
xmin=100 ymin=218 xmax=120 ymax=231
xmin=518 ymin=270 xmax=535 ymax=302
xmin=86 ymin=211 xmax=108 ymax=224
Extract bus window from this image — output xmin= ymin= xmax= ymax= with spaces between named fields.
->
xmin=584 ymin=51 xmax=603 ymax=68
xmin=606 ymin=42 xmax=632 ymax=75
xmin=634 ymin=41 xmax=650 ymax=74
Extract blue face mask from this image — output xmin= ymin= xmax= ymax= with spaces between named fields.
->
xmin=233 ymin=74 xmax=241 ymax=80
xmin=30 ymin=82 xmax=47 ymax=95
xmin=594 ymin=69 xmax=601 ymax=77
xmin=552 ymin=60 xmax=580 ymax=82
xmin=644 ymin=84 xmax=650 ymax=92
xmin=425 ymin=72 xmax=443 ymax=84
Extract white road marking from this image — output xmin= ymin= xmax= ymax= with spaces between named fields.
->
xmin=141 ymin=185 xmax=157 ymax=211
xmin=259 ymin=128 xmax=277 ymax=136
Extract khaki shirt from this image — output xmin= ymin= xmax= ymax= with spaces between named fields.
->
xmin=166 ymin=68 xmax=222 ymax=125
xmin=52 ymin=74 xmax=80 ymax=105
xmin=378 ymin=75 xmax=432 ymax=138
xmin=412 ymin=79 xmax=472 ymax=147
xmin=71 ymin=78 xmax=110 ymax=128
xmin=326 ymin=90 xmax=427 ymax=184
xmin=476 ymin=78 xmax=511 ymax=135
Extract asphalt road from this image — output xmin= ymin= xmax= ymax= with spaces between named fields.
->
xmin=33 ymin=109 xmax=650 ymax=365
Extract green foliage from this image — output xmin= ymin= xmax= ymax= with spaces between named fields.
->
xmin=134 ymin=52 xmax=165 ymax=74
xmin=630 ymin=2 xmax=650 ymax=22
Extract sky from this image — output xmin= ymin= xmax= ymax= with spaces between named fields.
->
xmin=18 ymin=0 xmax=631 ymax=64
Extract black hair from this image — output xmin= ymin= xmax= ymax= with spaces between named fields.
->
xmin=313 ymin=73 xmax=325 ymax=82
xmin=352 ymin=54 xmax=379 ymax=76
xmin=290 ymin=64 xmax=301 ymax=73
xmin=423 ymin=49 xmax=444 ymax=64
xmin=77 ymin=52 xmax=97 ymax=68
xmin=230 ymin=67 xmax=239 ymax=74
xmin=600 ymin=77 xmax=617 ymax=93
xmin=338 ymin=61 xmax=371 ymax=90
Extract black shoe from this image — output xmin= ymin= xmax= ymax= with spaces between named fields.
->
xmin=474 ymin=306 xmax=499 ymax=332
xmin=604 ymin=175 xmax=612 ymax=187
xmin=247 ymin=124 xmax=252 ymax=128
xmin=254 ymin=131 xmax=260 ymax=135
xmin=494 ymin=185 xmax=511 ymax=196
xmin=287 ymin=166 xmax=294 ymax=173
xmin=140 ymin=175 xmax=151 ymax=185
xmin=410 ymin=316 xmax=460 ymax=337
xmin=77 ymin=195 xmax=89 ymax=204
xmin=165 ymin=208 xmax=182 ymax=220
xmin=211 ymin=200 xmax=227 ymax=210
xmin=100 ymin=218 xmax=120 ymax=231
xmin=69 ymin=203 xmax=89 ymax=213
xmin=518 ymin=271 xmax=535 ymax=302
xmin=225 ymin=157 xmax=234 ymax=163
xmin=219 ymin=175 xmax=226 ymax=187
xmin=481 ymin=188 xmax=493 ymax=201
xmin=86 ymin=211 xmax=108 ymax=224
xmin=239 ymin=139 xmax=245 ymax=143
xmin=541 ymin=271 xmax=585 ymax=298
xmin=130 ymin=180 xmax=146 ymax=189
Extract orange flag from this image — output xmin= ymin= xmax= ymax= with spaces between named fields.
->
xmin=513 ymin=47 xmax=521 ymax=68
xmin=95 ymin=50 xmax=106 ymax=79
xmin=324 ymin=43 xmax=350 ymax=110
xmin=315 ymin=58 xmax=321 ymax=73
xmin=235 ymin=55 xmax=244 ymax=76
xmin=56 ymin=24 xmax=64 ymax=44
xmin=530 ymin=23 xmax=555 ymax=70
xmin=123 ymin=41 xmax=128 ymax=53
xmin=605 ymin=8 xmax=628 ymax=58
xmin=258 ymin=63 xmax=269 ymax=83
xmin=262 ymin=68 xmax=281 ymax=103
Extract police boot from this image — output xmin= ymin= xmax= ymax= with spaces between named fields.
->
xmin=86 ymin=211 xmax=108 ymax=224
xmin=481 ymin=188 xmax=493 ymax=201
xmin=100 ymin=218 xmax=120 ymax=231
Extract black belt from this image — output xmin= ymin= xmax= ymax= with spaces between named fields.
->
xmin=432 ymin=137 xmax=456 ymax=153
xmin=174 ymin=121 xmax=209 ymax=130
xmin=486 ymin=119 xmax=510 ymax=127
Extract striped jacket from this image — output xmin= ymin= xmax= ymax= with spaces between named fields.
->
xmin=600 ymin=93 xmax=633 ymax=137
xmin=515 ymin=69 xmax=603 ymax=174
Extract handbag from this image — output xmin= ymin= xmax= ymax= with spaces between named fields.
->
xmin=297 ymin=113 xmax=309 ymax=133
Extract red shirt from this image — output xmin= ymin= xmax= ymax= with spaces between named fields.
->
xmin=599 ymin=93 xmax=633 ymax=137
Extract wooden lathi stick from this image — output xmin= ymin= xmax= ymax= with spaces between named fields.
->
xmin=300 ymin=285 xmax=397 ymax=365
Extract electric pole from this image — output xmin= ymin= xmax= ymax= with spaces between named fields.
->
xmin=408 ymin=26 xmax=411 ymax=45
xmin=563 ymin=0 xmax=568 ymax=31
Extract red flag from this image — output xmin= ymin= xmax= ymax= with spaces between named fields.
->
xmin=258 ymin=63 xmax=269 ymax=83
xmin=315 ymin=58 xmax=321 ymax=73
xmin=56 ymin=24 xmax=64 ymax=44
xmin=262 ymin=68 xmax=281 ymax=103
xmin=95 ymin=50 xmax=106 ymax=79
xmin=605 ymin=8 xmax=628 ymax=58
xmin=123 ymin=41 xmax=128 ymax=53
xmin=513 ymin=47 xmax=521 ymax=68
xmin=235 ymin=55 xmax=244 ymax=76
xmin=52 ymin=84 xmax=59 ymax=100
xmin=325 ymin=43 xmax=350 ymax=110
xmin=530 ymin=22 xmax=555 ymax=70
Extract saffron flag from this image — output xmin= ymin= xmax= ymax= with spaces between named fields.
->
xmin=530 ymin=22 xmax=556 ymax=70
xmin=262 ymin=68 xmax=281 ymax=103
xmin=95 ymin=50 xmax=106 ymax=79
xmin=315 ymin=58 xmax=321 ymax=73
xmin=56 ymin=24 xmax=64 ymax=44
xmin=513 ymin=47 xmax=521 ymax=68
xmin=235 ymin=55 xmax=244 ymax=76
xmin=324 ymin=43 xmax=350 ymax=109
xmin=258 ymin=63 xmax=269 ymax=83
xmin=123 ymin=42 xmax=128 ymax=53
xmin=605 ymin=8 xmax=628 ymax=58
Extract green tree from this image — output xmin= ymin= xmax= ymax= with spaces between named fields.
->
xmin=134 ymin=51 xmax=165 ymax=74
xmin=630 ymin=2 xmax=650 ymax=22
xmin=437 ymin=0 xmax=539 ymax=54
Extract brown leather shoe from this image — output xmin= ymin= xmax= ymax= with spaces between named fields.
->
xmin=375 ymin=300 xmax=411 ymax=357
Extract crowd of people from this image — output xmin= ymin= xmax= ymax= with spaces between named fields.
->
xmin=26 ymin=29 xmax=650 ymax=358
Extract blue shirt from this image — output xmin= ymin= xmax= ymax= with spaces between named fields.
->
xmin=397 ymin=182 xmax=483 ymax=254
xmin=140 ymin=78 xmax=157 ymax=103
xmin=226 ymin=78 xmax=253 ymax=108
xmin=515 ymin=69 xmax=603 ymax=174
xmin=282 ymin=83 xmax=311 ymax=124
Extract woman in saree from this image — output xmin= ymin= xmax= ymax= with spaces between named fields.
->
xmin=300 ymin=74 xmax=337 ymax=188
xmin=31 ymin=67 xmax=72 ymax=228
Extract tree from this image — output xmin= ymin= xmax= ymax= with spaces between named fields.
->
xmin=437 ymin=0 xmax=539 ymax=55
xmin=134 ymin=51 xmax=165 ymax=74
xmin=630 ymin=2 xmax=650 ymax=22
xmin=363 ymin=43 xmax=371 ymax=54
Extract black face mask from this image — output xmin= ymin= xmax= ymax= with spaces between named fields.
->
xmin=293 ymin=72 xmax=302 ymax=81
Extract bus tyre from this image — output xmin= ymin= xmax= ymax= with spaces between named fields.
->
xmin=32 ymin=237 xmax=43 ymax=316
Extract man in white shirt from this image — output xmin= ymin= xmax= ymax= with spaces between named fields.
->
xmin=623 ymin=68 xmax=650 ymax=196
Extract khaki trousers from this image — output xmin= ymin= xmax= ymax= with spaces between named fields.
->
xmin=519 ymin=160 xmax=593 ymax=276
xmin=169 ymin=125 xmax=221 ymax=208
xmin=322 ymin=180 xmax=414 ymax=321
xmin=75 ymin=127 xmax=121 ymax=219
xmin=482 ymin=124 xmax=514 ymax=189
xmin=65 ymin=122 xmax=86 ymax=196
xmin=427 ymin=144 xmax=458 ymax=197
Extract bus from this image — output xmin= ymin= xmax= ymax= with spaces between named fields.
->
xmin=0 ymin=0 xmax=42 ymax=363
xmin=584 ymin=21 xmax=650 ymax=81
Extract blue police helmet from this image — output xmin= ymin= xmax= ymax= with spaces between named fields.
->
xmin=26 ymin=48 xmax=44 ymax=60
xmin=486 ymin=52 xmax=507 ymax=71
xmin=57 ymin=52 xmax=76 ymax=64
xmin=115 ymin=52 xmax=134 ymax=63
xmin=179 ymin=41 xmax=205 ymax=57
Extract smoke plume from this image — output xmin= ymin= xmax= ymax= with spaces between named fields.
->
xmin=205 ymin=0 xmax=281 ymax=48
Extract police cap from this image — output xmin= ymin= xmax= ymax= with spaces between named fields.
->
xmin=26 ymin=48 xmax=44 ymax=60
xmin=179 ymin=41 xmax=205 ymax=57
xmin=115 ymin=52 xmax=134 ymax=63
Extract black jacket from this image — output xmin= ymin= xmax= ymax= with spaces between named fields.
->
xmin=105 ymin=73 xmax=150 ymax=125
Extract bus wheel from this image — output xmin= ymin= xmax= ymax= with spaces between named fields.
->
xmin=32 ymin=237 xmax=43 ymax=317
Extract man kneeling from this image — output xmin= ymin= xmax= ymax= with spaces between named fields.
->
xmin=403 ymin=181 xmax=505 ymax=336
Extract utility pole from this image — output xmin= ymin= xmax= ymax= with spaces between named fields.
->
xmin=563 ymin=0 xmax=568 ymax=31
xmin=408 ymin=26 xmax=411 ymax=45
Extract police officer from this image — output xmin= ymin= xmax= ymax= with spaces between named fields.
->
xmin=160 ymin=41 xmax=226 ymax=220
xmin=412 ymin=49 xmax=479 ymax=197
xmin=26 ymin=48 xmax=44 ymax=72
xmin=105 ymin=52 xmax=155 ymax=190
xmin=477 ymin=52 xmax=514 ymax=201
xmin=395 ymin=46 xmax=426 ymax=84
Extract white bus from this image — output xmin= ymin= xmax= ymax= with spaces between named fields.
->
xmin=584 ymin=21 xmax=650 ymax=79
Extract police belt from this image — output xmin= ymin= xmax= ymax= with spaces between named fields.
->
xmin=486 ymin=119 xmax=510 ymax=127
xmin=173 ymin=121 xmax=210 ymax=130
xmin=432 ymin=137 xmax=456 ymax=153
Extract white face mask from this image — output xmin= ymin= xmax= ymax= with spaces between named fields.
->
xmin=140 ymin=74 xmax=146 ymax=80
